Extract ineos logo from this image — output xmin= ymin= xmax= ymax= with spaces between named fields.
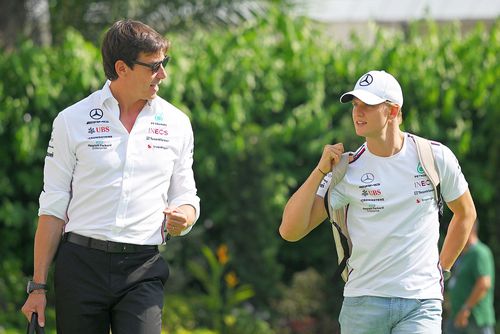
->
xmin=89 ymin=108 xmax=104 ymax=120
xmin=361 ymin=173 xmax=375 ymax=183
xmin=359 ymin=74 xmax=373 ymax=86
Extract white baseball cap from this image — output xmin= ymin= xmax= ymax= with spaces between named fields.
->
xmin=340 ymin=70 xmax=403 ymax=106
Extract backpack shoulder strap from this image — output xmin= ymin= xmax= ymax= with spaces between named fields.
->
xmin=324 ymin=153 xmax=350 ymax=222
xmin=412 ymin=134 xmax=439 ymax=197
xmin=323 ymin=152 xmax=352 ymax=282
xmin=411 ymin=134 xmax=443 ymax=215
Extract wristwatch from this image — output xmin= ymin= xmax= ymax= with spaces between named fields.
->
xmin=27 ymin=280 xmax=48 ymax=294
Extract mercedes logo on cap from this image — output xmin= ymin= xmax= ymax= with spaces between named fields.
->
xmin=360 ymin=173 xmax=375 ymax=183
xmin=89 ymin=108 xmax=103 ymax=120
xmin=359 ymin=74 xmax=373 ymax=86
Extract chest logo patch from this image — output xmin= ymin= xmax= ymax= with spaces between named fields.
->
xmin=417 ymin=162 xmax=425 ymax=175
xmin=361 ymin=173 xmax=375 ymax=184
xmin=89 ymin=108 xmax=103 ymax=120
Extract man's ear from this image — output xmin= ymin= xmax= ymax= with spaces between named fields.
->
xmin=115 ymin=60 xmax=129 ymax=78
xmin=389 ymin=105 xmax=400 ymax=119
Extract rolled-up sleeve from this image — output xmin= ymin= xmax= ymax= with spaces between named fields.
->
xmin=38 ymin=113 xmax=75 ymax=221
xmin=168 ymin=121 xmax=200 ymax=229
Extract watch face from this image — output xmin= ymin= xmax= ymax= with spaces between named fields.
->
xmin=27 ymin=281 xmax=33 ymax=293
xmin=27 ymin=280 xmax=47 ymax=293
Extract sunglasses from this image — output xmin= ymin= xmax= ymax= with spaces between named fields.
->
xmin=131 ymin=56 xmax=170 ymax=73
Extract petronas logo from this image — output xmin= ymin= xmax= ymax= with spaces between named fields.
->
xmin=417 ymin=162 xmax=425 ymax=175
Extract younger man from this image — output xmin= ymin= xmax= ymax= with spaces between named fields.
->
xmin=280 ymin=70 xmax=476 ymax=333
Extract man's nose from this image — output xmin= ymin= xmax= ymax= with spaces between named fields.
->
xmin=156 ymin=65 xmax=167 ymax=79
xmin=353 ymin=107 xmax=364 ymax=116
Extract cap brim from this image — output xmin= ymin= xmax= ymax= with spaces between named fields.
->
xmin=340 ymin=90 xmax=386 ymax=105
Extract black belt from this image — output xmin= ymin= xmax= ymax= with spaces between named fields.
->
xmin=63 ymin=232 xmax=158 ymax=253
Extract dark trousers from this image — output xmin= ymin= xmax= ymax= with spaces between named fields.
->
xmin=54 ymin=238 xmax=169 ymax=334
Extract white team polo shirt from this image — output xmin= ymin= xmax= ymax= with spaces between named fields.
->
xmin=39 ymin=81 xmax=200 ymax=245
xmin=317 ymin=133 xmax=468 ymax=299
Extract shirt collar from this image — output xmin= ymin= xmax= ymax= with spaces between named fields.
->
xmin=98 ymin=80 xmax=119 ymax=107
xmin=99 ymin=80 xmax=157 ymax=108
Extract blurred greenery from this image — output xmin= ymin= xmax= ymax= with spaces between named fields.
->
xmin=48 ymin=0 xmax=287 ymax=45
xmin=1 ymin=2 xmax=499 ymax=333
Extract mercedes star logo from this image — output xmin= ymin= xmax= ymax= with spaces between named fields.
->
xmin=89 ymin=108 xmax=104 ymax=120
xmin=360 ymin=173 xmax=375 ymax=183
xmin=359 ymin=74 xmax=373 ymax=86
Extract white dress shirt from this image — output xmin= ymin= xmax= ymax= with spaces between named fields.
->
xmin=39 ymin=81 xmax=200 ymax=245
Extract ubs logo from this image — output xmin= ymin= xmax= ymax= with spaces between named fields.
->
xmin=359 ymin=74 xmax=373 ymax=86
xmin=362 ymin=189 xmax=381 ymax=196
xmin=89 ymin=108 xmax=103 ymax=120
xmin=360 ymin=173 xmax=375 ymax=184
xmin=88 ymin=126 xmax=110 ymax=134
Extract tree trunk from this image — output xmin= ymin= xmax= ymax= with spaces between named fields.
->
xmin=25 ymin=0 xmax=52 ymax=46
xmin=0 ymin=0 xmax=51 ymax=49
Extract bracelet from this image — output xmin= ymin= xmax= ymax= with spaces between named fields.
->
xmin=317 ymin=168 xmax=328 ymax=176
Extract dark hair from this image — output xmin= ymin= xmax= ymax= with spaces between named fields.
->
xmin=101 ymin=19 xmax=169 ymax=80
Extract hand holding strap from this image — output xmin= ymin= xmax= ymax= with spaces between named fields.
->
xmin=329 ymin=153 xmax=350 ymax=186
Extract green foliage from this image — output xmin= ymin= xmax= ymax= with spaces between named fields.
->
xmin=1 ymin=7 xmax=499 ymax=332
xmin=0 ymin=259 xmax=26 ymax=329
xmin=162 ymin=294 xmax=215 ymax=334
xmin=49 ymin=0 xmax=287 ymax=45
xmin=162 ymin=243 xmax=267 ymax=333
xmin=186 ymin=245 xmax=255 ymax=333
xmin=223 ymin=308 xmax=275 ymax=334
xmin=0 ymin=29 xmax=102 ymax=330
xmin=274 ymin=268 xmax=325 ymax=319
xmin=164 ymin=7 xmax=343 ymax=308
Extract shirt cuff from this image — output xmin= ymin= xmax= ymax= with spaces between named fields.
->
xmin=38 ymin=191 xmax=70 ymax=222
xmin=170 ymin=196 xmax=200 ymax=222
